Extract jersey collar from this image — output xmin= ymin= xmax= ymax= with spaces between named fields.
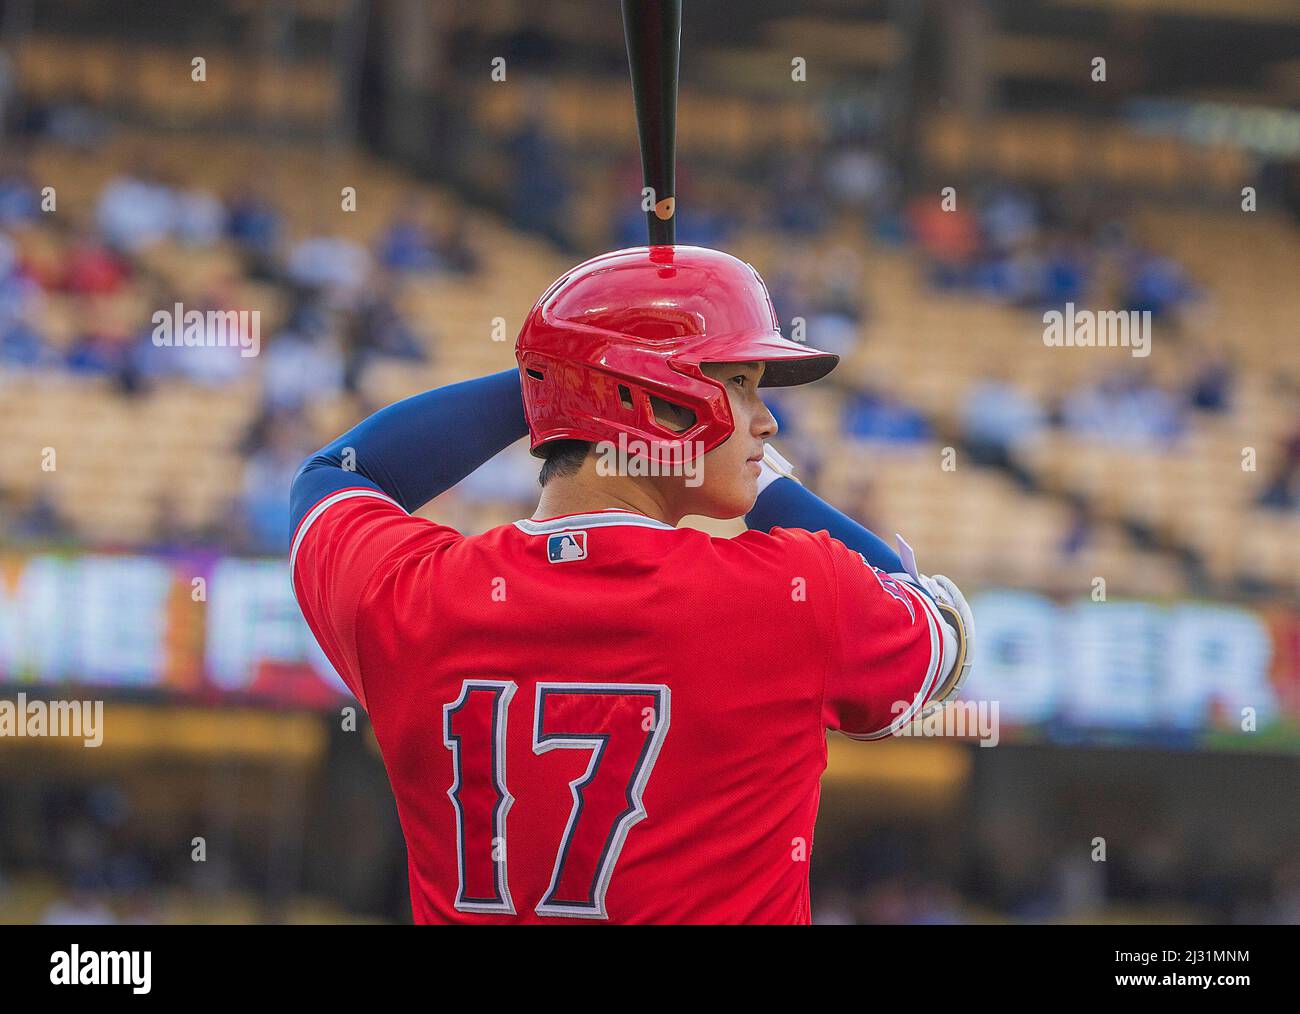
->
xmin=513 ymin=509 xmax=676 ymax=535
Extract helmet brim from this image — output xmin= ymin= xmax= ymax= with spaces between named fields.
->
xmin=691 ymin=331 xmax=840 ymax=388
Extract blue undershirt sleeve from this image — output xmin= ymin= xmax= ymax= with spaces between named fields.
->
xmin=744 ymin=475 xmax=904 ymax=574
xmin=290 ymin=369 xmax=528 ymax=531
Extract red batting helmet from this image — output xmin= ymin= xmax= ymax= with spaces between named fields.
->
xmin=515 ymin=244 xmax=839 ymax=463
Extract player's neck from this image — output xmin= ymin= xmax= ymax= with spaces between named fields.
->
xmin=533 ymin=471 xmax=680 ymax=526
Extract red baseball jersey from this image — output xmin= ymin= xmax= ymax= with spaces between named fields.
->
xmin=291 ymin=487 xmax=948 ymax=924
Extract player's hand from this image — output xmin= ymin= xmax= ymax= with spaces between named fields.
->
xmin=915 ymin=573 xmax=973 ymax=711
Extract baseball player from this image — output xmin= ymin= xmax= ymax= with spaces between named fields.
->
xmin=290 ymin=244 xmax=973 ymax=924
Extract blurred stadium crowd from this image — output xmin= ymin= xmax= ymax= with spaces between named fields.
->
xmin=0 ymin=0 xmax=1298 ymax=924
xmin=3 ymin=73 xmax=1299 ymax=598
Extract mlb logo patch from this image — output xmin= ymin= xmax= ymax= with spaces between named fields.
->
xmin=547 ymin=531 xmax=588 ymax=563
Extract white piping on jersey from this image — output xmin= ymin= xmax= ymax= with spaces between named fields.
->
xmin=512 ymin=511 xmax=676 ymax=536
xmin=839 ymin=580 xmax=944 ymax=742
xmin=289 ymin=487 xmax=405 ymax=588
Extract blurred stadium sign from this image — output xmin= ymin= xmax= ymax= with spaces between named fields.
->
xmin=1128 ymin=97 xmax=1300 ymax=158
xmin=0 ymin=552 xmax=345 ymax=707
xmin=1 ymin=553 xmax=1297 ymax=746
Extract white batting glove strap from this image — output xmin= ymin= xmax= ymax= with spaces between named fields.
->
xmin=756 ymin=443 xmax=800 ymax=495
xmin=916 ymin=573 xmax=974 ymax=713
xmin=886 ymin=572 xmax=955 ymax=695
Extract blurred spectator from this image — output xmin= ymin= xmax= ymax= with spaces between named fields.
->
xmin=262 ymin=324 xmax=345 ymax=413
xmin=434 ymin=209 xmax=481 ymax=276
xmin=174 ymin=188 xmax=227 ymax=247
xmin=768 ymin=153 xmax=826 ymax=235
xmin=239 ymin=411 xmax=315 ymax=553
xmin=818 ymin=243 xmax=868 ymax=323
xmin=60 ymin=232 xmax=129 ymax=295
xmin=96 ymin=169 xmax=177 ymax=253
xmin=843 ymin=388 xmax=931 ymax=443
xmin=611 ymin=201 xmax=649 ymax=250
xmin=344 ymin=281 xmax=428 ymax=391
xmin=978 ymin=183 xmax=1039 ymax=254
xmin=456 ymin=441 xmax=540 ymax=505
xmin=1256 ymin=470 xmax=1298 ymax=511
xmin=823 ymin=144 xmax=892 ymax=213
xmin=1122 ymin=247 xmax=1195 ymax=320
xmin=0 ymin=164 xmax=37 ymax=225
xmin=379 ymin=202 xmax=440 ymax=273
xmin=0 ymin=236 xmax=50 ymax=368
xmin=227 ymin=186 xmax=282 ymax=259
xmin=10 ymin=490 xmax=72 ymax=542
xmin=909 ymin=193 xmax=979 ymax=289
xmin=973 ymin=241 xmax=1044 ymax=304
xmin=803 ymin=310 xmax=859 ymax=359
xmin=506 ymin=95 xmax=572 ymax=249
xmin=1187 ymin=347 xmax=1234 ymax=413
xmin=39 ymin=92 xmax=110 ymax=149
xmin=0 ymin=315 xmax=46 ymax=368
xmin=65 ymin=325 xmax=132 ymax=380
xmin=769 ymin=245 xmax=867 ymax=358
xmin=1061 ymin=369 xmax=1185 ymax=447
xmin=963 ymin=374 xmax=1047 ymax=474
xmin=674 ymin=196 xmax=737 ymax=248
xmin=1038 ymin=237 xmax=1091 ymax=307
xmin=287 ymin=233 xmax=371 ymax=304
xmin=1255 ymin=421 xmax=1300 ymax=511
xmin=136 ymin=285 xmax=258 ymax=389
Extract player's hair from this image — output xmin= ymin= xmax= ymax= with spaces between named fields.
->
xmin=537 ymin=440 xmax=592 ymax=487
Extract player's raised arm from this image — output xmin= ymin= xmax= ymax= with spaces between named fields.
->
xmin=745 ymin=443 xmax=904 ymax=573
xmin=745 ymin=444 xmax=975 ymax=730
xmin=289 ymin=368 xmax=527 ymax=531
xmin=287 ymin=369 xmax=527 ymax=705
